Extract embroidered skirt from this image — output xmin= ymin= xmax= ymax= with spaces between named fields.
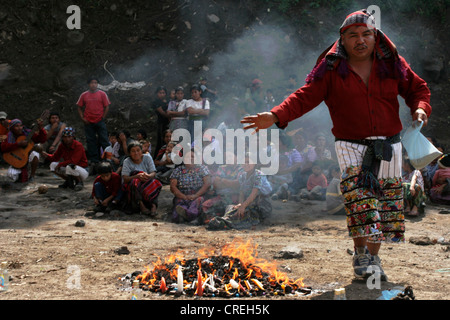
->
xmin=336 ymin=140 xmax=405 ymax=243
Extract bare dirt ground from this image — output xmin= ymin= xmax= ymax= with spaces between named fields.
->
xmin=0 ymin=166 xmax=449 ymax=301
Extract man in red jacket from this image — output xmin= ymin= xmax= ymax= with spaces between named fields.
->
xmin=42 ymin=127 xmax=88 ymax=191
xmin=242 ymin=9 xmax=431 ymax=281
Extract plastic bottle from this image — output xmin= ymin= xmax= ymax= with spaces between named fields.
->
xmin=131 ymin=280 xmax=142 ymax=300
xmin=334 ymin=288 xmax=347 ymax=300
xmin=0 ymin=262 xmax=9 ymax=292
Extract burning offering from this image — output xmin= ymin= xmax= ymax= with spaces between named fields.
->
xmin=120 ymin=239 xmax=311 ymax=298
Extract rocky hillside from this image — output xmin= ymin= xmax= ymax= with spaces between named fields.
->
xmin=0 ymin=0 xmax=448 ymax=149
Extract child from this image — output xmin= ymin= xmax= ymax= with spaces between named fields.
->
xmin=92 ymin=162 xmax=123 ymax=213
xmin=155 ymin=141 xmax=176 ymax=184
xmin=324 ymin=165 xmax=346 ymax=215
xmin=199 ymin=77 xmax=217 ymax=102
xmin=429 ymin=153 xmax=450 ymax=205
xmin=402 ymin=157 xmax=427 ymax=216
xmin=140 ymin=139 xmax=151 ymax=155
xmin=136 ymin=129 xmax=148 ymax=141
xmin=102 ymin=132 xmax=121 ymax=172
xmin=270 ymin=154 xmax=293 ymax=200
xmin=300 ymin=162 xmax=328 ymax=200
xmin=207 ymin=152 xmax=272 ymax=230
xmin=167 ymin=86 xmax=188 ymax=132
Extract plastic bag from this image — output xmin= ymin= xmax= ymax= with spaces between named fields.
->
xmin=402 ymin=121 xmax=442 ymax=169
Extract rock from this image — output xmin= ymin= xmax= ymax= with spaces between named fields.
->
xmin=114 ymin=246 xmax=130 ymax=255
xmin=274 ymin=245 xmax=304 ymax=259
xmin=409 ymin=236 xmax=435 ymax=246
xmin=38 ymin=185 xmax=48 ymax=194
xmin=84 ymin=211 xmax=95 ymax=217
xmin=207 ymin=14 xmax=220 ymax=23
xmin=95 ymin=212 xmax=104 ymax=218
xmin=75 ymin=220 xmax=85 ymax=227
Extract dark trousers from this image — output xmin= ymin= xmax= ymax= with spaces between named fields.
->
xmin=84 ymin=120 xmax=109 ymax=163
xmin=94 ymin=182 xmax=124 ymax=203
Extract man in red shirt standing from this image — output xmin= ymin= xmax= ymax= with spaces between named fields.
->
xmin=76 ymin=77 xmax=111 ymax=167
xmin=42 ymin=127 xmax=89 ymax=191
xmin=242 ymin=9 xmax=431 ymax=281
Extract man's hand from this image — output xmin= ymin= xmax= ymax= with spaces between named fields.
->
xmin=241 ymin=112 xmax=278 ymax=133
xmin=413 ymin=108 xmax=428 ymax=126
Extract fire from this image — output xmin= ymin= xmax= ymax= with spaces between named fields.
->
xmin=127 ymin=238 xmax=309 ymax=297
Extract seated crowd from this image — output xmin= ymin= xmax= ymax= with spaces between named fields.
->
xmin=0 ymin=77 xmax=448 ymax=230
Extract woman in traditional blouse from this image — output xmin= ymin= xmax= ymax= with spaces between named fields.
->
xmin=122 ymin=141 xmax=162 ymax=216
xmin=169 ymin=148 xmax=211 ymax=223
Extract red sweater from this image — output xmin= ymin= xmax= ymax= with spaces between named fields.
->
xmin=272 ymin=55 xmax=431 ymax=140
xmin=91 ymin=172 xmax=122 ymax=198
xmin=46 ymin=139 xmax=88 ymax=168
xmin=307 ymin=173 xmax=328 ymax=191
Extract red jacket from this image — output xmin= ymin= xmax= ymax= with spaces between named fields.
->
xmin=272 ymin=55 xmax=431 ymax=140
xmin=91 ymin=172 xmax=122 ymax=198
xmin=46 ymin=139 xmax=88 ymax=168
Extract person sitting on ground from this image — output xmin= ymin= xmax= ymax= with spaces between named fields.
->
xmin=299 ymin=161 xmax=328 ymax=200
xmin=207 ymin=152 xmax=272 ymax=230
xmin=44 ymin=111 xmax=66 ymax=154
xmin=289 ymin=129 xmax=317 ymax=194
xmin=115 ymin=129 xmax=133 ymax=174
xmin=402 ymin=157 xmax=427 ymax=216
xmin=269 ymin=132 xmax=301 ymax=200
xmin=169 ymin=148 xmax=211 ymax=224
xmin=201 ymin=152 xmax=243 ymax=224
xmin=154 ymin=129 xmax=172 ymax=167
xmin=136 ymin=129 xmax=147 ymax=141
xmin=101 ymin=132 xmax=121 ymax=173
xmin=121 ymin=141 xmax=162 ymax=216
xmin=140 ymin=139 xmax=151 ymax=155
xmin=1 ymin=118 xmax=47 ymax=183
xmin=155 ymin=140 xmax=176 ymax=185
xmin=91 ymin=161 xmax=124 ymax=213
xmin=324 ymin=165 xmax=346 ymax=215
xmin=42 ymin=127 xmax=88 ymax=191
xmin=313 ymin=132 xmax=332 ymax=161
xmin=421 ymin=137 xmax=443 ymax=196
xmin=430 ymin=153 xmax=450 ymax=205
